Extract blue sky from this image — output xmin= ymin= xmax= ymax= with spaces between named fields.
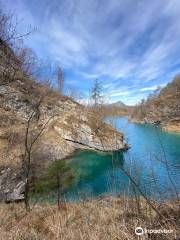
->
xmin=2 ymin=0 xmax=180 ymax=105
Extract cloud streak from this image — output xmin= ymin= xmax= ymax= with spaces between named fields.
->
xmin=3 ymin=0 xmax=180 ymax=104
xmin=140 ymin=84 xmax=166 ymax=92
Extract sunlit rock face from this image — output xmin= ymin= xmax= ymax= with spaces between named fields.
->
xmin=0 ymin=82 xmax=128 ymax=202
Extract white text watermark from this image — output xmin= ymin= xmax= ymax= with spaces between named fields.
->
xmin=135 ymin=227 xmax=173 ymax=236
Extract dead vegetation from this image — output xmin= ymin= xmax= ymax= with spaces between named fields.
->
xmin=0 ymin=197 xmax=179 ymax=240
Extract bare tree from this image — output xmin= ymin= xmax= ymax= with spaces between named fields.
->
xmin=23 ymin=90 xmax=56 ymax=211
xmin=0 ymin=9 xmax=34 ymax=86
xmin=56 ymin=66 xmax=64 ymax=94
xmin=0 ymin=9 xmax=33 ymax=48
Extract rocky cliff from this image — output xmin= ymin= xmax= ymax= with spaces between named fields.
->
xmin=0 ymin=28 xmax=128 ymax=202
xmin=0 ymin=81 xmax=128 ymax=202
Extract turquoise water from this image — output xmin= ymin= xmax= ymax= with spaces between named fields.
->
xmin=64 ymin=118 xmax=180 ymax=200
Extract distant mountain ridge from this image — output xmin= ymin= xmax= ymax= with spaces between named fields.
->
xmin=108 ymin=100 xmax=127 ymax=108
xmin=102 ymin=100 xmax=133 ymax=116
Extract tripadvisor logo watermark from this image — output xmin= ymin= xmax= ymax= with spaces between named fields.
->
xmin=135 ymin=227 xmax=144 ymax=236
xmin=135 ymin=227 xmax=173 ymax=236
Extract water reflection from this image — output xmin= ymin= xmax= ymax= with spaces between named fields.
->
xmin=65 ymin=117 xmax=180 ymax=201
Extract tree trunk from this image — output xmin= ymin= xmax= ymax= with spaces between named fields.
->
xmin=24 ymin=177 xmax=30 ymax=212
xmin=57 ymin=174 xmax=61 ymax=210
xmin=24 ymin=152 xmax=31 ymax=212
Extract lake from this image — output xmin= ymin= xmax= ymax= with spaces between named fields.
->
xmin=62 ymin=117 xmax=180 ymax=201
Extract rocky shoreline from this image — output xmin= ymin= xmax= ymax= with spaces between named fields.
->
xmin=161 ymin=121 xmax=180 ymax=133
xmin=0 ymin=85 xmax=128 ymax=203
xmin=130 ymin=117 xmax=180 ymax=133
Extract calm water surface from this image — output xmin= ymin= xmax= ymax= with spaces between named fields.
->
xmin=64 ymin=117 xmax=180 ymax=200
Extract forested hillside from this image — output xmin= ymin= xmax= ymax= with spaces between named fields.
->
xmin=132 ymin=75 xmax=180 ymax=132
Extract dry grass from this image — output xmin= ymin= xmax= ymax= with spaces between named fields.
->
xmin=0 ymin=197 xmax=179 ymax=240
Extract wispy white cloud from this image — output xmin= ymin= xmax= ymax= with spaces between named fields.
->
xmin=107 ymin=88 xmax=131 ymax=97
xmin=140 ymin=84 xmax=166 ymax=92
xmin=3 ymin=0 xmax=180 ymax=104
xmin=77 ymin=71 xmax=100 ymax=79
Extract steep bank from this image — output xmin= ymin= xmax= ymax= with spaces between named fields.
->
xmin=131 ymin=76 xmax=180 ymax=133
xmin=0 ymin=82 xmax=128 ymax=202
xmin=0 ymin=28 xmax=128 ymax=202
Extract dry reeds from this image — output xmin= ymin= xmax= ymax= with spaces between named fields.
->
xmin=0 ymin=197 xmax=179 ymax=240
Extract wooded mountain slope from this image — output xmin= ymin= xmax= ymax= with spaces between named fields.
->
xmin=132 ymin=76 xmax=180 ymax=132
